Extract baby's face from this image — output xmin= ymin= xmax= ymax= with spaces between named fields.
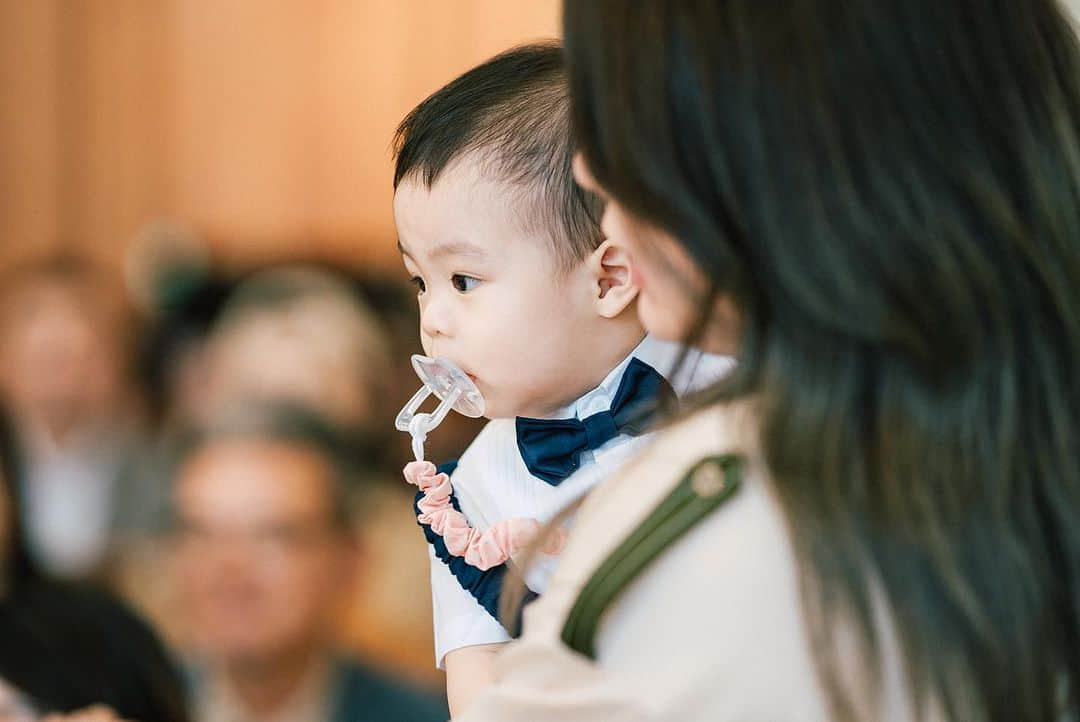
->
xmin=394 ymin=157 xmax=598 ymax=419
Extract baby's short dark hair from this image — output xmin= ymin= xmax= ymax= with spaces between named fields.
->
xmin=393 ymin=41 xmax=603 ymax=269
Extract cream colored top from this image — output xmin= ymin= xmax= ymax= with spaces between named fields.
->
xmin=458 ymin=403 xmax=929 ymax=722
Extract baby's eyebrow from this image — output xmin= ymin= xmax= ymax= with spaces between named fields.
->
xmin=429 ymin=241 xmax=489 ymax=261
xmin=397 ymin=238 xmax=489 ymax=262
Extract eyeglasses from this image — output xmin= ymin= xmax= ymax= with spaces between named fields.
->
xmin=173 ymin=518 xmax=340 ymax=559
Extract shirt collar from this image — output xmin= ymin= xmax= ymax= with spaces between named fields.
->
xmin=547 ymin=335 xmax=698 ymax=421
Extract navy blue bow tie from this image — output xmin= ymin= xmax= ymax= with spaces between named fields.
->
xmin=515 ymin=358 xmax=676 ymax=485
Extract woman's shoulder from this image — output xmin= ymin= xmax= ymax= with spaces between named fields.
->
xmin=577 ymin=401 xmax=758 ymax=517
xmin=594 ymin=450 xmax=827 ymax=716
xmin=548 ymin=402 xmax=776 ymax=617
xmin=652 ymin=399 xmax=758 ymax=462
xmin=561 ymin=402 xmax=831 ymax=718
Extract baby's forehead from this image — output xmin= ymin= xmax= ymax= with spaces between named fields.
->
xmin=398 ymin=151 xmax=534 ymax=207
xmin=396 ymin=155 xmax=568 ymax=263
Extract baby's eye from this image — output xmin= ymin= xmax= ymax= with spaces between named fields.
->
xmin=409 ymin=276 xmax=427 ymax=294
xmin=451 ymin=274 xmax=481 ymax=293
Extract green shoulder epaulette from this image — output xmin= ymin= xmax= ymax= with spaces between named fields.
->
xmin=561 ymin=454 xmax=743 ymax=659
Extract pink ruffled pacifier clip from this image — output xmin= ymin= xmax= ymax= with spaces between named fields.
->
xmin=396 ymin=355 xmax=564 ymax=570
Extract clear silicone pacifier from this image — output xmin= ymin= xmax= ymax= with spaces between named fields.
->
xmin=395 ymin=355 xmax=485 ymax=461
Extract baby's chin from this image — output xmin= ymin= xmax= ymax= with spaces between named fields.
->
xmin=483 ymin=396 xmax=564 ymax=421
xmin=480 ymin=402 xmax=515 ymax=421
xmin=477 ymin=390 xmax=532 ymax=421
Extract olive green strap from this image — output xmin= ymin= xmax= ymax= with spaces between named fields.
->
xmin=561 ymin=454 xmax=743 ymax=659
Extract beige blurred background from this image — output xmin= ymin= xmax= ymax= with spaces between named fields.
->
xmin=0 ymin=0 xmax=560 ymax=275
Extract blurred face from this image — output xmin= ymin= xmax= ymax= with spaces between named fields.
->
xmin=573 ymin=155 xmax=739 ymax=355
xmin=394 ymin=156 xmax=606 ymax=418
xmin=0 ymin=279 xmax=122 ymax=441
xmin=207 ymin=309 xmax=370 ymax=430
xmin=173 ymin=439 xmax=352 ymax=666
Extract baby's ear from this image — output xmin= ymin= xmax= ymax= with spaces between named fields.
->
xmin=590 ymin=240 xmax=640 ymax=318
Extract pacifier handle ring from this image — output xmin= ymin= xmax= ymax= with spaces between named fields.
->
xmin=411 ymin=354 xmax=485 ymax=418
xmin=396 ymin=355 xmax=484 ymax=463
xmin=400 ymin=387 xmax=462 ymax=462
xmin=395 ymin=386 xmax=433 ymax=432
xmin=427 ymin=387 xmax=462 ymax=429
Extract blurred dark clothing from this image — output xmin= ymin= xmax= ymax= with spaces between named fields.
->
xmin=0 ymin=580 xmax=190 ymax=721
xmin=188 ymin=654 xmax=448 ymax=722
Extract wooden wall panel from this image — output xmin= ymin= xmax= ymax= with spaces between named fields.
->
xmin=0 ymin=0 xmax=561 ymax=274
xmin=57 ymin=1 xmax=170 ymax=266
xmin=0 ymin=2 xmax=61 ymax=267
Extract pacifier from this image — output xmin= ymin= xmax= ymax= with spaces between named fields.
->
xmin=395 ymin=355 xmax=485 ymax=461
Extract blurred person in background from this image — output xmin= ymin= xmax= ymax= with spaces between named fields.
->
xmin=194 ymin=261 xmax=483 ymax=471
xmin=200 ymin=266 xmax=395 ymax=451
xmin=118 ymin=262 xmax=443 ymax=692
xmin=139 ymin=270 xmax=234 ymax=437
xmin=170 ymin=404 xmax=447 ymax=722
xmin=1 ymin=403 xmax=188 ymax=722
xmin=0 ymin=254 xmax=156 ymax=580
xmin=125 ymin=222 xmax=234 ymax=437
xmin=101 ymin=261 xmax=236 ymax=650
xmin=190 ymin=266 xmax=447 ymax=680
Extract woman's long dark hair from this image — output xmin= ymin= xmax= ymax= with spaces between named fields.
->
xmin=565 ymin=1 xmax=1080 ymax=719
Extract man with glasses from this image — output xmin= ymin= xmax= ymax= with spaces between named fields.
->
xmin=171 ymin=405 xmax=446 ymax=722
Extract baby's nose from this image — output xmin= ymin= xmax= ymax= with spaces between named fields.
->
xmin=420 ymin=297 xmax=454 ymax=339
